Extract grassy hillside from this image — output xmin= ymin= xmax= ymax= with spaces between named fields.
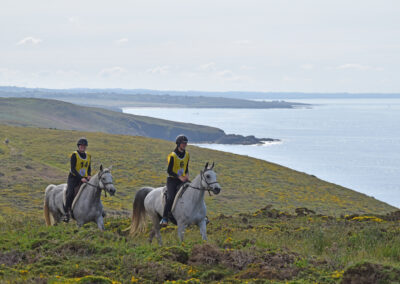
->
xmin=1 ymin=124 xmax=399 ymax=283
xmin=0 ymin=97 xmax=226 ymax=143
xmin=0 ymin=124 xmax=396 ymax=218
xmin=1 ymin=208 xmax=400 ymax=283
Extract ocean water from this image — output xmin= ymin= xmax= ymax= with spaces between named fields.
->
xmin=124 ymin=99 xmax=400 ymax=208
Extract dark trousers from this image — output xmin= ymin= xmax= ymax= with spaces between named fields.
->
xmin=65 ymin=173 xmax=81 ymax=211
xmin=162 ymin=177 xmax=183 ymax=219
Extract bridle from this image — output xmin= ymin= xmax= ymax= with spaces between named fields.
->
xmin=188 ymin=168 xmax=219 ymax=196
xmin=85 ymin=170 xmax=114 ymax=197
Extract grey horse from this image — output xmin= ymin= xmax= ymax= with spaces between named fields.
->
xmin=44 ymin=165 xmax=116 ymax=230
xmin=128 ymin=162 xmax=221 ymax=245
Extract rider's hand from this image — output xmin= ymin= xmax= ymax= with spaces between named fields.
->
xmin=81 ymin=178 xmax=88 ymax=183
xmin=178 ymin=176 xmax=186 ymax=182
xmin=87 ymin=176 xmax=91 ymax=181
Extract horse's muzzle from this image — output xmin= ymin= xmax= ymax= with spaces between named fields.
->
xmin=109 ymin=187 xmax=116 ymax=196
xmin=212 ymin=186 xmax=221 ymax=195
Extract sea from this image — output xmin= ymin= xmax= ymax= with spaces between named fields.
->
xmin=123 ymin=98 xmax=400 ymax=208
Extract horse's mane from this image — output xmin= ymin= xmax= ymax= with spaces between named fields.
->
xmin=71 ymin=171 xmax=100 ymax=210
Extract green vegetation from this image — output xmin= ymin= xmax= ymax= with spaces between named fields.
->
xmin=0 ymin=97 xmax=226 ymax=143
xmin=1 ymin=207 xmax=399 ymax=283
xmin=0 ymin=124 xmax=396 ymax=218
xmin=0 ymin=124 xmax=399 ymax=283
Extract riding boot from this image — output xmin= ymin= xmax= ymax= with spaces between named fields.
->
xmin=160 ymin=218 xmax=168 ymax=227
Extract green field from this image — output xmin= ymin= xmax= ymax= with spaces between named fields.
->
xmin=0 ymin=124 xmax=396 ymax=217
xmin=0 ymin=124 xmax=399 ymax=283
xmin=1 ymin=207 xmax=400 ymax=283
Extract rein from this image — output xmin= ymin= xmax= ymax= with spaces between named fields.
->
xmin=84 ymin=170 xmax=114 ymax=197
xmin=188 ymin=169 xmax=218 ymax=196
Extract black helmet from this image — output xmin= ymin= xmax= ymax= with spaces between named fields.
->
xmin=175 ymin=134 xmax=188 ymax=145
xmin=77 ymin=137 xmax=88 ymax=147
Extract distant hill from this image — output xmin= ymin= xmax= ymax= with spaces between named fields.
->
xmin=0 ymin=124 xmax=396 ymax=218
xmin=0 ymin=97 xmax=275 ymax=144
xmin=1 ymin=85 xmax=399 ymax=100
xmin=0 ymin=86 xmax=308 ymax=109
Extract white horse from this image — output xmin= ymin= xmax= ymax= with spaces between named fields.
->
xmin=128 ymin=162 xmax=221 ymax=245
xmin=43 ymin=165 xmax=116 ymax=230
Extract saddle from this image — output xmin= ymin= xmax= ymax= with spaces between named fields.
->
xmin=63 ymin=182 xmax=85 ymax=215
xmin=161 ymin=182 xmax=191 ymax=225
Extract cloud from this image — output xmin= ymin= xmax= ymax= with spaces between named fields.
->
xmin=233 ymin=40 xmax=253 ymax=45
xmin=216 ymin=69 xmax=247 ymax=83
xmin=55 ymin=69 xmax=80 ymax=77
xmin=217 ymin=69 xmax=235 ymax=78
xmin=301 ymin=64 xmax=314 ymax=70
xmin=99 ymin=66 xmax=127 ymax=77
xmin=199 ymin=62 xmax=217 ymax=71
xmin=68 ymin=17 xmax=79 ymax=24
xmin=337 ymin=63 xmax=383 ymax=71
xmin=198 ymin=63 xmax=249 ymax=83
xmin=17 ymin=37 xmax=42 ymax=45
xmin=240 ymin=65 xmax=255 ymax=71
xmin=146 ymin=65 xmax=169 ymax=74
xmin=115 ymin=38 xmax=129 ymax=46
xmin=0 ymin=68 xmax=19 ymax=78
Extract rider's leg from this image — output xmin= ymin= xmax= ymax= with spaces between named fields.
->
xmin=161 ymin=177 xmax=181 ymax=226
xmin=64 ymin=174 xmax=79 ymax=222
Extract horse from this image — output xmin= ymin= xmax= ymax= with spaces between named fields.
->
xmin=43 ymin=165 xmax=116 ymax=230
xmin=128 ymin=162 xmax=221 ymax=245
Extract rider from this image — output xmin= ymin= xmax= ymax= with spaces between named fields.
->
xmin=160 ymin=134 xmax=190 ymax=227
xmin=64 ymin=137 xmax=91 ymax=222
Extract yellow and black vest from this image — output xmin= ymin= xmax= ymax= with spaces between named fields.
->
xmin=71 ymin=151 xmax=91 ymax=177
xmin=167 ymin=151 xmax=189 ymax=177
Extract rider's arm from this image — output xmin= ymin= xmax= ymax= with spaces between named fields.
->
xmin=185 ymin=159 xmax=189 ymax=175
xmin=87 ymin=162 xmax=91 ymax=176
xmin=167 ymin=156 xmax=178 ymax=178
xmin=70 ymin=154 xmax=83 ymax=179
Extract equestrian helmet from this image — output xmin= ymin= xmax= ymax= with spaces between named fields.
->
xmin=77 ymin=137 xmax=88 ymax=147
xmin=175 ymin=134 xmax=188 ymax=145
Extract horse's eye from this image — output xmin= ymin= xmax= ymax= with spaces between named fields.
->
xmin=206 ymin=174 xmax=210 ymax=179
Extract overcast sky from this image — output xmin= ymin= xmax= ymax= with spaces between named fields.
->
xmin=0 ymin=0 xmax=399 ymax=92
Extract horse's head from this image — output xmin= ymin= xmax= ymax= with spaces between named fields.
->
xmin=200 ymin=162 xmax=221 ymax=195
xmin=99 ymin=165 xmax=116 ymax=196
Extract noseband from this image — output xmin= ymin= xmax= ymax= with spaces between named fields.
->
xmin=85 ymin=170 xmax=114 ymax=197
xmin=188 ymin=169 xmax=219 ymax=196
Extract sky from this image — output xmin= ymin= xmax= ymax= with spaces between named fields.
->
xmin=0 ymin=0 xmax=399 ymax=93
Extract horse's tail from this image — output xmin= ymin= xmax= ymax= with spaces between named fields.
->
xmin=128 ymin=187 xmax=153 ymax=236
xmin=44 ymin=185 xmax=54 ymax=226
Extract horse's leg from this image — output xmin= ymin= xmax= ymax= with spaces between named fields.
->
xmin=149 ymin=230 xmax=155 ymax=244
xmin=96 ymin=215 xmax=105 ymax=231
xmin=198 ymin=219 xmax=208 ymax=241
xmin=53 ymin=212 xmax=62 ymax=226
xmin=149 ymin=214 xmax=160 ymax=244
xmin=177 ymin=222 xmax=186 ymax=243
xmin=154 ymin=216 xmax=163 ymax=246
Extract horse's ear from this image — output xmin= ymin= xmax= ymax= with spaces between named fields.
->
xmin=204 ymin=162 xmax=209 ymax=170
xmin=211 ymin=162 xmax=214 ymax=169
xmin=100 ymin=164 xmax=103 ymax=172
